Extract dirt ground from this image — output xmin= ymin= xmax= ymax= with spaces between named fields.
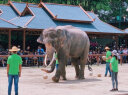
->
xmin=0 ymin=64 xmax=128 ymax=95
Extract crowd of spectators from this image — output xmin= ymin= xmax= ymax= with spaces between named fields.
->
xmin=0 ymin=45 xmax=45 ymax=67
xmin=0 ymin=42 xmax=128 ymax=67
xmin=89 ymin=41 xmax=128 ymax=64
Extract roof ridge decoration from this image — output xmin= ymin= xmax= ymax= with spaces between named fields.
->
xmin=41 ymin=2 xmax=81 ymax=7
xmin=79 ymin=5 xmax=94 ymax=22
xmin=11 ymin=1 xmax=37 ymax=5
xmin=23 ymin=7 xmax=35 ymax=27
xmin=0 ymin=17 xmax=17 ymax=27
xmin=8 ymin=16 xmax=19 ymax=22
xmin=39 ymin=2 xmax=93 ymax=23
xmin=88 ymin=11 xmax=124 ymax=34
xmin=15 ymin=4 xmax=35 ymax=28
xmin=124 ymin=28 xmax=128 ymax=33
xmin=9 ymin=1 xmax=21 ymax=16
xmin=39 ymin=2 xmax=56 ymax=18
xmin=0 ymin=8 xmax=3 ymax=16
xmin=21 ymin=3 xmax=34 ymax=16
xmin=91 ymin=11 xmax=124 ymax=33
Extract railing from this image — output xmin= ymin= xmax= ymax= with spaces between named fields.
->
xmin=0 ymin=55 xmax=45 ymax=58
xmin=0 ymin=54 xmax=128 ymax=65
xmin=88 ymin=54 xmax=128 ymax=65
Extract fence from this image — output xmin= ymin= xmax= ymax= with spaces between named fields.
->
xmin=88 ymin=54 xmax=128 ymax=65
xmin=0 ymin=54 xmax=128 ymax=65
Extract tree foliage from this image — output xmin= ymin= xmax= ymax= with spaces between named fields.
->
xmin=0 ymin=0 xmax=128 ymax=24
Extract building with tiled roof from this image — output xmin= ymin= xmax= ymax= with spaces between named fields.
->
xmin=0 ymin=1 xmax=125 ymax=50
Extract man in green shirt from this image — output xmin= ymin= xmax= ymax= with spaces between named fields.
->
xmin=54 ymin=51 xmax=59 ymax=70
xmin=7 ymin=46 xmax=22 ymax=95
xmin=105 ymin=47 xmax=111 ymax=77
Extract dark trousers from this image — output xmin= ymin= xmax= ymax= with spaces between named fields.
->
xmin=8 ymin=75 xmax=19 ymax=95
xmin=38 ymin=57 xmax=43 ymax=67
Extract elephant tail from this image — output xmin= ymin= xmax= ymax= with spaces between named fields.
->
xmin=87 ymin=58 xmax=93 ymax=71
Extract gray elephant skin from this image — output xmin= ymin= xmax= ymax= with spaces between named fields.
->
xmin=37 ymin=25 xmax=90 ymax=82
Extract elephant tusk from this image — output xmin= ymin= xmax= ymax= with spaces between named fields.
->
xmin=45 ymin=52 xmax=55 ymax=67
xmin=48 ymin=52 xmax=56 ymax=66
xmin=44 ymin=54 xmax=48 ymax=66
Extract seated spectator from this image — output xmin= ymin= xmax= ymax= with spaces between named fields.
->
xmin=122 ymin=47 xmax=128 ymax=63
xmin=33 ymin=51 xmax=38 ymax=66
xmin=0 ymin=57 xmax=4 ymax=67
xmin=24 ymin=46 xmax=31 ymax=66
xmin=37 ymin=45 xmax=45 ymax=67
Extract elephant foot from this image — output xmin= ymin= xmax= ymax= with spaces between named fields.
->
xmin=79 ymin=76 xmax=85 ymax=80
xmin=52 ymin=76 xmax=59 ymax=83
xmin=75 ymin=75 xmax=79 ymax=79
xmin=62 ymin=77 xmax=67 ymax=80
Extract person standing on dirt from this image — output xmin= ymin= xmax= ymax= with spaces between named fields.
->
xmin=7 ymin=46 xmax=22 ymax=95
xmin=105 ymin=46 xmax=111 ymax=77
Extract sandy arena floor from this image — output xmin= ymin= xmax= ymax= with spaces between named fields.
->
xmin=0 ymin=64 xmax=128 ymax=95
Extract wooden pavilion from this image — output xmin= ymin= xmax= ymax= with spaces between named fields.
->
xmin=0 ymin=1 xmax=126 ymax=51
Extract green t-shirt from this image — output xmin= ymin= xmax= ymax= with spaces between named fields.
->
xmin=55 ymin=53 xmax=59 ymax=65
xmin=106 ymin=51 xmax=111 ymax=62
xmin=7 ymin=54 xmax=22 ymax=75
xmin=110 ymin=57 xmax=118 ymax=72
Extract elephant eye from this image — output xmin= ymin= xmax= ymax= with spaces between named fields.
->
xmin=50 ymin=34 xmax=56 ymax=38
xmin=44 ymin=33 xmax=48 ymax=38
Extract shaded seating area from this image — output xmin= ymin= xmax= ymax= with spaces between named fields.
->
xmin=0 ymin=1 xmax=128 ymax=67
xmin=0 ymin=54 xmax=45 ymax=67
xmin=0 ymin=1 xmax=126 ymax=50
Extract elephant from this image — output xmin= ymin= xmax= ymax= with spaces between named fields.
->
xmin=37 ymin=25 xmax=90 ymax=82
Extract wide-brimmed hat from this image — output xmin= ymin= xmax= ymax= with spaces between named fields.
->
xmin=105 ymin=47 xmax=110 ymax=50
xmin=112 ymin=50 xmax=117 ymax=55
xmin=9 ymin=46 xmax=20 ymax=52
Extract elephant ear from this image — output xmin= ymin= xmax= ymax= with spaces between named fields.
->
xmin=56 ymin=29 xmax=67 ymax=46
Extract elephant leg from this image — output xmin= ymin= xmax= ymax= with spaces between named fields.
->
xmin=52 ymin=67 xmax=61 ymax=82
xmin=71 ymin=58 xmax=80 ymax=79
xmin=79 ymin=59 xmax=85 ymax=79
xmin=52 ymin=64 xmax=67 ymax=82
xmin=61 ymin=65 xmax=67 ymax=80
xmin=79 ymin=47 xmax=89 ymax=79
xmin=52 ymin=56 xmax=67 ymax=82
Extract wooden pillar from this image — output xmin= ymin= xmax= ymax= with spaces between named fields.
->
xmin=23 ymin=30 xmax=26 ymax=51
xmin=120 ymin=55 xmax=122 ymax=65
xmin=115 ymin=36 xmax=119 ymax=48
xmin=96 ymin=55 xmax=99 ymax=66
xmin=8 ymin=30 xmax=11 ymax=49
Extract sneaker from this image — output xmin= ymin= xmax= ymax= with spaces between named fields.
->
xmin=115 ymin=88 xmax=118 ymax=91
xmin=110 ymin=89 xmax=116 ymax=91
xmin=104 ymin=75 xmax=107 ymax=77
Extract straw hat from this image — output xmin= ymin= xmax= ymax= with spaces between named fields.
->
xmin=105 ymin=47 xmax=110 ymax=50
xmin=9 ymin=46 xmax=20 ymax=52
